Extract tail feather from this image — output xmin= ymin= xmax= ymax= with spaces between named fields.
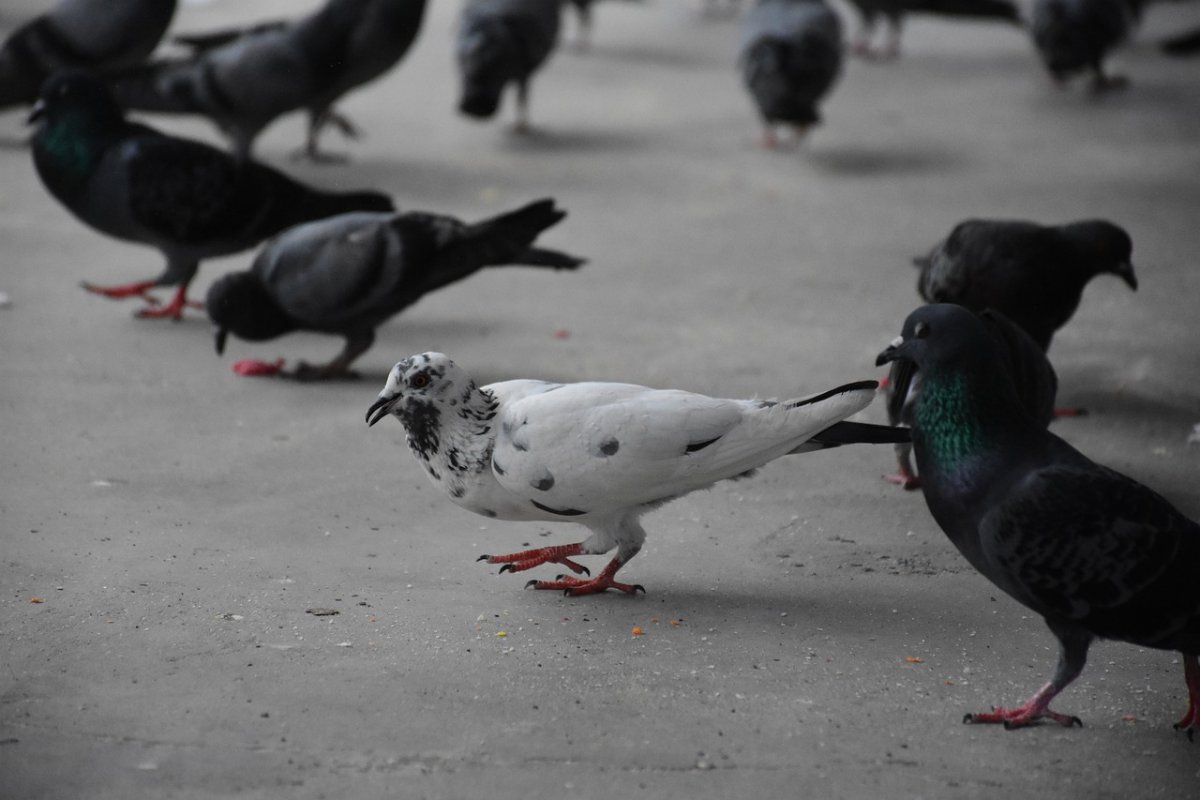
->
xmin=507 ymin=247 xmax=586 ymax=270
xmin=807 ymin=420 xmax=912 ymax=448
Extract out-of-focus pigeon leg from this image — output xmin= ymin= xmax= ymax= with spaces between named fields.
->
xmin=513 ymin=82 xmax=531 ymax=133
xmin=81 ymin=278 xmax=161 ymax=305
xmin=480 ymin=543 xmax=591 ymax=577
xmin=1053 ymin=406 xmax=1088 ymax=418
xmin=527 ymin=557 xmax=645 ymax=596
xmin=134 ymin=284 xmax=198 ymax=320
xmin=286 ymin=332 xmax=373 ymax=381
xmin=964 ymin=682 xmax=1083 ymax=729
xmin=1173 ymin=654 xmax=1200 ymax=740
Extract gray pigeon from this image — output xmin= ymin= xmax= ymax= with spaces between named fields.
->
xmin=30 ymin=72 xmax=393 ymax=320
xmin=914 ymin=218 xmax=1137 ymax=352
xmin=208 ymin=199 xmax=585 ymax=381
xmin=877 ymin=303 xmax=1200 ymax=734
xmin=739 ymin=0 xmax=843 ymax=148
xmin=109 ymin=0 xmax=428 ymax=160
xmin=884 ymin=306 xmax=1056 ymax=489
xmin=846 ymin=0 xmax=1021 ymax=59
xmin=366 ymin=353 xmax=908 ymax=595
xmin=0 ymin=0 xmax=176 ymax=109
xmin=1030 ymin=0 xmax=1138 ymax=91
xmin=457 ymin=0 xmax=562 ymax=130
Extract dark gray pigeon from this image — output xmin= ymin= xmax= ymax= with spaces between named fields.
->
xmin=207 ymin=199 xmax=585 ymax=381
xmin=914 ymin=218 xmax=1137 ymax=352
xmin=0 ymin=0 xmax=176 ymax=109
xmin=366 ymin=353 xmax=908 ymax=595
xmin=846 ymin=0 xmax=1021 ymax=59
xmin=1030 ymin=0 xmax=1138 ymax=90
xmin=456 ymin=0 xmax=562 ymax=130
xmin=1161 ymin=25 xmax=1200 ymax=56
xmin=29 ymin=71 xmax=393 ymax=320
xmin=876 ymin=303 xmax=1200 ymax=734
xmin=884 ymin=306 xmax=1056 ymax=489
xmin=739 ymin=0 xmax=843 ymax=148
xmin=109 ymin=0 xmax=428 ymax=160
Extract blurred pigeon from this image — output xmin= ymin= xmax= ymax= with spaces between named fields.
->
xmin=564 ymin=0 xmax=642 ymax=49
xmin=457 ymin=0 xmax=562 ymax=130
xmin=109 ymin=0 xmax=428 ymax=160
xmin=1030 ymin=0 xmax=1138 ymax=90
xmin=208 ymin=199 xmax=585 ymax=381
xmin=846 ymin=0 xmax=1021 ymax=59
xmin=877 ymin=303 xmax=1200 ymax=734
xmin=0 ymin=0 xmax=176 ymax=110
xmin=914 ymin=218 xmax=1137 ymax=352
xmin=1161 ymin=26 xmax=1200 ymax=56
xmin=739 ymin=0 xmax=844 ymax=148
xmin=884 ymin=306 xmax=1056 ymax=489
xmin=366 ymin=353 xmax=909 ymax=595
xmin=29 ymin=72 xmax=393 ymax=320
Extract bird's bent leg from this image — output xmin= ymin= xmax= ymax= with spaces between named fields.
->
xmin=884 ymin=443 xmax=920 ymax=490
xmin=530 ymin=554 xmax=645 ymax=596
xmin=1173 ymin=653 xmax=1200 ymax=739
xmin=881 ymin=17 xmax=902 ymax=60
xmin=513 ymin=81 xmax=531 ymax=133
xmin=287 ymin=331 xmax=374 ymax=382
xmin=80 ymin=278 xmax=161 ymax=305
xmin=479 ymin=543 xmax=592 ymax=577
xmin=134 ymin=283 xmax=197 ymax=320
xmin=965 ymin=624 xmax=1089 ymax=729
xmin=292 ymin=108 xmax=353 ymax=163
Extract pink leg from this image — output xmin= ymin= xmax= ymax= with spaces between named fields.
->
xmin=526 ymin=557 xmax=644 ymax=596
xmin=134 ymin=284 xmax=199 ymax=320
xmin=964 ymin=681 xmax=1083 ymax=729
xmin=478 ymin=543 xmax=591 ymax=577
xmin=80 ymin=279 xmax=160 ymax=304
xmin=1174 ymin=654 xmax=1200 ymax=739
xmin=883 ymin=464 xmax=920 ymax=490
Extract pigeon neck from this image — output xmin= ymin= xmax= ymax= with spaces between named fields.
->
xmin=34 ymin=111 xmax=113 ymax=191
xmin=407 ymin=383 xmax=499 ymax=492
xmin=914 ymin=369 xmax=1020 ymax=475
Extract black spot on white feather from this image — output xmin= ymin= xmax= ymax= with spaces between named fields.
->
xmin=531 ymin=500 xmax=587 ymax=516
xmin=449 ymin=485 xmax=465 ymax=499
xmin=481 ymin=509 xmax=497 ymax=518
xmin=685 ymin=436 xmax=721 ymax=454
xmin=531 ymin=470 xmax=555 ymax=491
xmin=596 ymin=437 xmax=619 ymax=457
xmin=493 ymin=460 xmax=506 ymax=476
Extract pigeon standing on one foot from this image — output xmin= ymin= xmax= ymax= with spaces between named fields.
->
xmin=877 ymin=303 xmax=1200 ymax=735
xmin=456 ymin=0 xmax=562 ymax=131
xmin=0 ymin=0 xmax=176 ymax=110
xmin=846 ymin=0 xmax=1021 ymax=59
xmin=1030 ymin=0 xmax=1138 ymax=91
xmin=366 ymin=353 xmax=909 ymax=595
xmin=29 ymin=72 xmax=393 ymax=320
xmin=108 ymin=0 xmax=428 ymax=160
xmin=883 ymin=307 xmax=1056 ymax=490
xmin=913 ymin=218 xmax=1137 ymax=352
xmin=739 ymin=0 xmax=843 ymax=148
xmin=209 ymin=199 xmax=585 ymax=381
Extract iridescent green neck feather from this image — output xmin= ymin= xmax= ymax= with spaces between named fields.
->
xmin=38 ymin=112 xmax=105 ymax=187
xmin=916 ymin=371 xmax=988 ymax=473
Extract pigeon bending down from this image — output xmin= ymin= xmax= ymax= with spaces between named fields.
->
xmin=845 ymin=0 xmax=1021 ymax=60
xmin=1030 ymin=0 xmax=1138 ymax=91
xmin=884 ymin=306 xmax=1056 ymax=490
xmin=877 ymin=303 xmax=1200 ymax=734
xmin=108 ymin=0 xmax=428 ymax=160
xmin=208 ymin=199 xmax=585 ymax=381
xmin=739 ymin=0 xmax=843 ymax=148
xmin=914 ymin=218 xmax=1136 ymax=352
xmin=366 ymin=353 xmax=910 ymax=595
xmin=457 ymin=0 xmax=562 ymax=130
xmin=0 ymin=0 xmax=176 ymax=110
xmin=29 ymin=72 xmax=393 ymax=320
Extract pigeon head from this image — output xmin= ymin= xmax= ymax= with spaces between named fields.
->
xmin=876 ymin=304 xmax=1005 ymax=374
xmin=1061 ymin=220 xmax=1137 ymax=290
xmin=28 ymin=71 xmax=124 ymax=131
xmin=206 ymin=272 xmax=296 ymax=355
xmin=365 ymin=353 xmax=470 ymax=429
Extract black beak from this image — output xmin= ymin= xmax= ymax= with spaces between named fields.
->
xmin=365 ymin=395 xmax=396 ymax=427
xmin=875 ymin=336 xmax=904 ymax=367
xmin=1118 ymin=261 xmax=1138 ymax=291
xmin=26 ymin=99 xmax=45 ymax=125
xmin=214 ymin=327 xmax=228 ymax=355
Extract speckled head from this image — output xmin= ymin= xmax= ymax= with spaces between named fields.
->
xmin=364 ymin=352 xmax=466 ymax=428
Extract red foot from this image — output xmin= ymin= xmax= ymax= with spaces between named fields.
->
xmin=963 ymin=683 xmax=1082 ymax=729
xmin=1174 ymin=654 xmax=1200 ymax=740
xmin=525 ymin=558 xmax=644 ymax=596
xmin=1053 ymin=406 xmax=1089 ymax=418
xmin=81 ymin=279 xmax=160 ymax=303
xmin=884 ymin=465 xmax=920 ymax=490
xmin=133 ymin=284 xmax=199 ymax=320
xmin=233 ymin=358 xmax=286 ymax=377
xmin=478 ymin=543 xmax=590 ymax=577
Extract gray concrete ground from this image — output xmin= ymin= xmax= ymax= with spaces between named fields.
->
xmin=3 ymin=0 xmax=1200 ymax=797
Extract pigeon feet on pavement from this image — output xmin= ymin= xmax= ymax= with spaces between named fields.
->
xmin=525 ymin=559 xmax=644 ymax=596
xmin=964 ymin=702 xmax=1082 ymax=730
xmin=480 ymin=543 xmax=591 ymax=577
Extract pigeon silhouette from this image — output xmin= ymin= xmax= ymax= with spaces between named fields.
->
xmin=877 ymin=303 xmax=1200 ymax=734
xmin=1030 ymin=0 xmax=1138 ymax=91
xmin=0 ymin=0 xmax=176 ymax=110
xmin=367 ymin=353 xmax=909 ymax=595
xmin=914 ymin=218 xmax=1137 ymax=352
xmin=884 ymin=306 xmax=1056 ymax=489
xmin=208 ymin=199 xmax=585 ymax=381
xmin=739 ymin=0 xmax=844 ymax=148
xmin=108 ymin=0 xmax=428 ymax=160
xmin=29 ymin=71 xmax=393 ymax=320
xmin=457 ymin=0 xmax=562 ymax=131
xmin=845 ymin=0 xmax=1021 ymax=59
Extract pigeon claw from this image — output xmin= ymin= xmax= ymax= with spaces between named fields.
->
xmin=964 ymin=705 xmax=1082 ymax=729
xmin=479 ymin=544 xmax=590 ymax=576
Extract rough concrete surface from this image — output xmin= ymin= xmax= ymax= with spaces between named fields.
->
xmin=2 ymin=0 xmax=1200 ymax=797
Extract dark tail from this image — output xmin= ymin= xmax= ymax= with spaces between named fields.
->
xmin=507 ymin=247 xmax=586 ymax=270
xmin=809 ymin=421 xmax=911 ymax=447
xmin=1162 ymin=27 xmax=1200 ymax=56
xmin=903 ymin=0 xmax=1021 ymax=22
xmin=463 ymin=198 xmax=575 ymax=265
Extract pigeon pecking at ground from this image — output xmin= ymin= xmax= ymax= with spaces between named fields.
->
xmin=877 ymin=303 xmax=1200 ymax=734
xmin=844 ymin=0 xmax=1021 ymax=60
xmin=1029 ymin=0 xmax=1140 ymax=91
xmin=738 ymin=0 xmax=844 ymax=149
xmin=29 ymin=71 xmax=393 ymax=320
xmin=208 ymin=199 xmax=585 ymax=381
xmin=883 ymin=306 xmax=1056 ymax=490
xmin=0 ymin=0 xmax=176 ymax=110
xmin=108 ymin=0 xmax=428 ymax=161
xmin=913 ymin=218 xmax=1137 ymax=352
xmin=456 ymin=0 xmax=562 ymax=131
xmin=366 ymin=353 xmax=909 ymax=595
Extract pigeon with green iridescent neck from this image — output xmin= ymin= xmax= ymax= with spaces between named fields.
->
xmin=29 ymin=72 xmax=392 ymax=320
xmin=877 ymin=303 xmax=1200 ymax=735
xmin=366 ymin=353 xmax=908 ymax=596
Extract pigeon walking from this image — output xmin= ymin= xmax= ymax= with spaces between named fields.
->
xmin=884 ymin=307 xmax=1056 ymax=489
xmin=845 ymin=0 xmax=1020 ymax=60
xmin=366 ymin=353 xmax=909 ymax=595
xmin=29 ymin=71 xmax=393 ymax=320
xmin=457 ymin=0 xmax=562 ymax=130
xmin=876 ymin=303 xmax=1200 ymax=734
xmin=1030 ymin=0 xmax=1138 ymax=91
xmin=109 ymin=0 xmax=428 ymax=160
xmin=208 ymin=199 xmax=585 ymax=381
xmin=914 ymin=218 xmax=1137 ymax=352
xmin=0 ymin=0 xmax=176 ymax=110
xmin=739 ymin=0 xmax=844 ymax=148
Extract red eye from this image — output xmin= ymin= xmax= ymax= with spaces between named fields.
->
xmin=410 ymin=373 xmax=430 ymax=389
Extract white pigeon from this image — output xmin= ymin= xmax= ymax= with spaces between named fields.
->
xmin=365 ymin=352 xmax=907 ymax=595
